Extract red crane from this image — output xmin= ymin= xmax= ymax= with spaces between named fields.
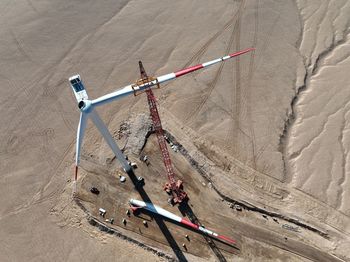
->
xmin=129 ymin=49 xmax=254 ymax=204
xmin=134 ymin=61 xmax=188 ymax=205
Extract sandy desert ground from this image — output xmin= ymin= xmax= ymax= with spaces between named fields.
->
xmin=0 ymin=0 xmax=350 ymax=261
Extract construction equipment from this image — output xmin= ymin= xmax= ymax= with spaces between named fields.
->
xmin=136 ymin=61 xmax=187 ymax=205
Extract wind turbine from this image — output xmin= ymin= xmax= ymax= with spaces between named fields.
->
xmin=69 ymin=47 xmax=254 ymax=183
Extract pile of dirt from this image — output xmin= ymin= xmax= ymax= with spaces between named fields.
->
xmin=124 ymin=114 xmax=152 ymax=155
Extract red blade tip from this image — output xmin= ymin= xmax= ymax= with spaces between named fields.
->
xmin=229 ymin=47 xmax=255 ymax=57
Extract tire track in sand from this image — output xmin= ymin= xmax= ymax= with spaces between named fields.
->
xmin=160 ymin=0 xmax=243 ymax=96
xmin=223 ymin=0 xmax=246 ymax=153
xmin=248 ymin=12 xmax=281 ymax=173
xmin=245 ymin=0 xmax=259 ymax=168
xmin=184 ymin=1 xmax=245 ymax=124
xmin=182 ymin=0 xmax=244 ymax=68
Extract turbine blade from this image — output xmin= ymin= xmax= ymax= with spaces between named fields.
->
xmin=91 ymin=48 xmax=254 ymax=107
xmin=89 ymin=109 xmax=131 ymax=173
xmin=75 ymin=112 xmax=88 ymax=180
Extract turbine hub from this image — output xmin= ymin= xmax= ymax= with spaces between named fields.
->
xmin=78 ymin=101 xmax=85 ymax=109
xmin=78 ymin=99 xmax=92 ymax=113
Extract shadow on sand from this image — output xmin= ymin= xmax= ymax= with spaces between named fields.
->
xmin=126 ymin=169 xmax=188 ymax=262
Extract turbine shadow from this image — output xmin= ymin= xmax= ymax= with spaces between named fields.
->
xmin=127 ymin=169 xmax=188 ymax=262
xmin=178 ymin=202 xmax=234 ymax=262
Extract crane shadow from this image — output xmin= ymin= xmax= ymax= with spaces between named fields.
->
xmin=126 ymin=169 xmax=188 ymax=262
xmin=178 ymin=202 xmax=233 ymax=262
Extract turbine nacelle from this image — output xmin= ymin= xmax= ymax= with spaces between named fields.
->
xmin=69 ymin=74 xmax=89 ymax=103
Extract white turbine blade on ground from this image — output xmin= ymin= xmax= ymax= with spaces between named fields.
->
xmin=89 ymin=109 xmax=131 ymax=173
xmin=75 ymin=112 xmax=88 ymax=181
xmin=91 ymin=48 xmax=254 ymax=107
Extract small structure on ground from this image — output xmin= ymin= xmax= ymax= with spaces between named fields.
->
xmin=90 ymin=187 xmax=100 ymax=195
xmin=99 ymin=208 xmax=106 ymax=217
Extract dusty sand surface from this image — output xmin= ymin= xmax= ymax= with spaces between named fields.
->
xmin=0 ymin=0 xmax=349 ymax=261
xmin=286 ymin=0 xmax=350 ymax=212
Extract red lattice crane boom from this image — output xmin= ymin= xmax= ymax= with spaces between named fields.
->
xmin=135 ymin=61 xmax=188 ymax=205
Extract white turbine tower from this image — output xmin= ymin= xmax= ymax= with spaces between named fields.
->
xmin=69 ymin=47 xmax=254 ymax=183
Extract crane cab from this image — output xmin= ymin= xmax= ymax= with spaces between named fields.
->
xmin=69 ymin=74 xmax=89 ymax=102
